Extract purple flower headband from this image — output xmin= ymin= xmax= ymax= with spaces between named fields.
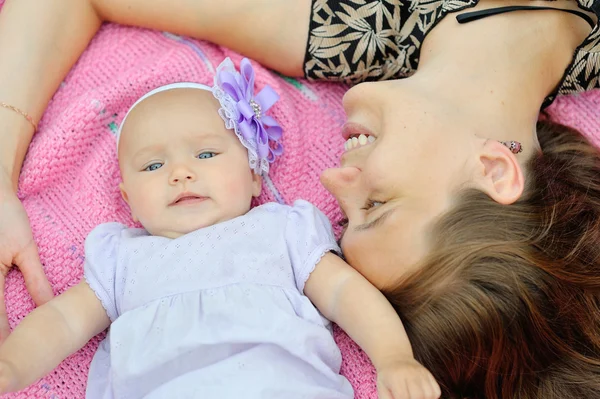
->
xmin=117 ymin=57 xmax=283 ymax=177
xmin=213 ymin=58 xmax=283 ymax=176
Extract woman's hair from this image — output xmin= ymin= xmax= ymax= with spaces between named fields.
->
xmin=385 ymin=119 xmax=600 ymax=398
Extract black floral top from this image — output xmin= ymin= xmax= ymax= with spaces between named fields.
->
xmin=303 ymin=0 xmax=600 ymax=107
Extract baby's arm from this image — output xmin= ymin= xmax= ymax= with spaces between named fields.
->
xmin=304 ymin=253 xmax=440 ymax=399
xmin=0 ymin=281 xmax=109 ymax=393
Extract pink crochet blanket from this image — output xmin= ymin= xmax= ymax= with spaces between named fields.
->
xmin=3 ymin=20 xmax=600 ymax=399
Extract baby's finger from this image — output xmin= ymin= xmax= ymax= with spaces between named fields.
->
xmin=387 ymin=380 xmax=410 ymax=399
xmin=427 ymin=373 xmax=442 ymax=398
xmin=417 ymin=377 xmax=437 ymax=399
xmin=407 ymin=380 xmax=427 ymax=399
xmin=377 ymin=386 xmax=394 ymax=399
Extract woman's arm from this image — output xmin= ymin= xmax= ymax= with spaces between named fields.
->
xmin=93 ymin=0 xmax=311 ymax=77
xmin=0 ymin=0 xmax=103 ymax=340
xmin=0 ymin=0 xmax=102 ymax=187
xmin=305 ymin=253 xmax=441 ymax=399
xmin=0 ymin=281 xmax=110 ymax=393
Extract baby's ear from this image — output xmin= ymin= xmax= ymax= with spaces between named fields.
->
xmin=119 ymin=182 xmax=138 ymax=222
xmin=252 ymin=173 xmax=262 ymax=198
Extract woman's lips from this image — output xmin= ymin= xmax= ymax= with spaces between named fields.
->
xmin=341 ymin=122 xmax=377 ymax=140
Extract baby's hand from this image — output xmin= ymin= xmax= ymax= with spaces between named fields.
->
xmin=376 ymin=358 xmax=441 ymax=399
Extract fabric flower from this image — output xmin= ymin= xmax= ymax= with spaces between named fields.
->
xmin=217 ymin=58 xmax=283 ymax=166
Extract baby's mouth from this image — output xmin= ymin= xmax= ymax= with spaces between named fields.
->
xmin=169 ymin=192 xmax=207 ymax=206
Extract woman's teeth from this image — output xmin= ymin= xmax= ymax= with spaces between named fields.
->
xmin=344 ymin=134 xmax=376 ymax=151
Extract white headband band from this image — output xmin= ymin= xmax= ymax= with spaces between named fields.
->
xmin=115 ymin=58 xmax=282 ymax=177
xmin=116 ymin=82 xmax=211 ymax=150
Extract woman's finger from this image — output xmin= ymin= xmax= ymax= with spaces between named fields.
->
xmin=15 ymin=243 xmax=53 ymax=306
xmin=0 ymin=272 xmax=11 ymax=344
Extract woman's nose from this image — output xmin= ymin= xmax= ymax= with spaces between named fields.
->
xmin=169 ymin=164 xmax=196 ymax=185
xmin=320 ymin=166 xmax=363 ymax=211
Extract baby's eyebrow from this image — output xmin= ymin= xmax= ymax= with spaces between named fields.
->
xmin=131 ymin=144 xmax=164 ymax=161
xmin=355 ymin=208 xmax=396 ymax=232
xmin=129 ymin=132 xmax=229 ymax=160
xmin=190 ymin=132 xmax=229 ymax=142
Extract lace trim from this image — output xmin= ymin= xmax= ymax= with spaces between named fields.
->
xmin=212 ymin=59 xmax=271 ymax=176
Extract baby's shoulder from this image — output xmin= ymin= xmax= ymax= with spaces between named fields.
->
xmin=85 ymin=222 xmax=149 ymax=253
xmin=250 ymin=200 xmax=333 ymax=237
xmin=252 ymin=200 xmax=320 ymax=215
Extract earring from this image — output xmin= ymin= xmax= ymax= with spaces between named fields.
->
xmin=500 ymin=140 xmax=522 ymax=154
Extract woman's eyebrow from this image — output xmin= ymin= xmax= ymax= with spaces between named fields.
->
xmin=355 ymin=208 xmax=396 ymax=232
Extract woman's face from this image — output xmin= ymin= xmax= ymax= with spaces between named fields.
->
xmin=321 ymin=79 xmax=480 ymax=289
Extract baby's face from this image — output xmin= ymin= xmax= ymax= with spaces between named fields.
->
xmin=118 ymin=88 xmax=261 ymax=238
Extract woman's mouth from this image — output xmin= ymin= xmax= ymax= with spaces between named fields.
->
xmin=341 ymin=122 xmax=377 ymax=152
xmin=344 ymin=134 xmax=376 ymax=151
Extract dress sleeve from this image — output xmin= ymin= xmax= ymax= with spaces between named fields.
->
xmin=285 ymin=200 xmax=341 ymax=293
xmin=83 ymin=222 xmax=125 ymax=322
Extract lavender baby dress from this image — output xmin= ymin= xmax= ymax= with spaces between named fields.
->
xmin=83 ymin=200 xmax=354 ymax=399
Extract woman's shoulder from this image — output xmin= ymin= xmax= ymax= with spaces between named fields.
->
xmin=554 ymin=23 xmax=600 ymax=104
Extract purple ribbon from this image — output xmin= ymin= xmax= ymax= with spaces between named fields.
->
xmin=218 ymin=58 xmax=283 ymax=163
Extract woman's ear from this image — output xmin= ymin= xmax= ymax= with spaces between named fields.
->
xmin=252 ymin=173 xmax=262 ymax=198
xmin=474 ymin=140 xmax=525 ymax=205
xmin=119 ymin=182 xmax=138 ymax=222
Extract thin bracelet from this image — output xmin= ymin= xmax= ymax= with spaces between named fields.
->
xmin=0 ymin=101 xmax=38 ymax=132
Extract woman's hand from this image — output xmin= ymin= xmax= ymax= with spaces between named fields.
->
xmin=0 ymin=359 xmax=18 ymax=394
xmin=376 ymin=358 xmax=441 ymax=399
xmin=0 ymin=170 xmax=53 ymax=343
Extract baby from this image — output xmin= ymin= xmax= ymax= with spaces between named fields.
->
xmin=0 ymin=58 xmax=440 ymax=399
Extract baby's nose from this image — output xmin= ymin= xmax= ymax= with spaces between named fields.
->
xmin=169 ymin=165 xmax=196 ymax=184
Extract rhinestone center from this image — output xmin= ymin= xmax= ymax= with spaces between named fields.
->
xmin=249 ymin=99 xmax=262 ymax=119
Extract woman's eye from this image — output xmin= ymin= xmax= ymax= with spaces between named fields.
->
xmin=364 ymin=200 xmax=385 ymax=210
xmin=197 ymin=152 xmax=216 ymax=159
xmin=144 ymin=162 xmax=163 ymax=172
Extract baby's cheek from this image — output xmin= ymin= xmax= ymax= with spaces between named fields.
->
xmin=129 ymin=192 xmax=160 ymax=219
xmin=222 ymin=177 xmax=254 ymax=209
xmin=221 ymin=172 xmax=251 ymax=195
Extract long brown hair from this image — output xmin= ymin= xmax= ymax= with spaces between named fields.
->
xmin=385 ymin=120 xmax=600 ymax=398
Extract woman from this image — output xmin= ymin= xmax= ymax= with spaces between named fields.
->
xmin=0 ymin=0 xmax=599 ymax=397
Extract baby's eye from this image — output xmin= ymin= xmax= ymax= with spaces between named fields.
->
xmin=144 ymin=162 xmax=163 ymax=172
xmin=197 ymin=152 xmax=217 ymax=159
